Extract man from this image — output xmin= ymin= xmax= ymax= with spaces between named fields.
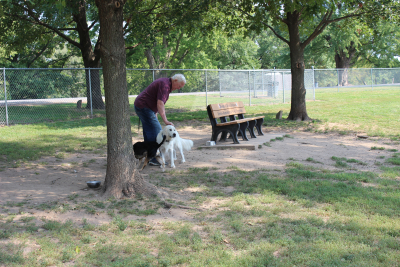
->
xmin=134 ymin=74 xmax=186 ymax=166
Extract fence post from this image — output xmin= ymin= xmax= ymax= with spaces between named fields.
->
xmin=205 ymin=70 xmax=208 ymax=106
xmin=219 ymin=70 xmax=222 ymax=97
xmin=337 ymin=69 xmax=340 ymax=92
xmin=3 ymin=68 xmax=8 ymax=126
xmin=88 ymin=68 xmax=93 ymax=118
xmin=282 ymin=71 xmax=285 ymax=104
xmin=273 ymin=68 xmax=276 ymax=98
xmin=371 ymin=68 xmax=374 ymax=91
xmin=262 ymin=69 xmax=264 ymax=95
xmin=152 ymin=70 xmax=155 ymax=81
xmin=248 ymin=70 xmax=251 ymax=106
xmin=312 ymin=66 xmax=315 ymax=101
xmin=253 ymin=68 xmax=256 ymax=98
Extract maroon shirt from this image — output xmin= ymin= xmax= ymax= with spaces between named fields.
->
xmin=134 ymin=78 xmax=172 ymax=113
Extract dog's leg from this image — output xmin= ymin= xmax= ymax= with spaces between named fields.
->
xmin=160 ymin=150 xmax=166 ymax=166
xmin=179 ymin=146 xmax=185 ymax=163
xmin=141 ymin=157 xmax=150 ymax=170
xmin=177 ymin=142 xmax=185 ymax=163
xmin=169 ymin=148 xmax=175 ymax=168
xmin=155 ymin=155 xmax=165 ymax=171
xmin=137 ymin=158 xmax=144 ymax=170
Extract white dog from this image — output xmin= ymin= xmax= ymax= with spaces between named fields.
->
xmin=156 ymin=125 xmax=193 ymax=168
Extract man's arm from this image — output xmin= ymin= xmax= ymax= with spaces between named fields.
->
xmin=157 ymin=100 xmax=174 ymax=126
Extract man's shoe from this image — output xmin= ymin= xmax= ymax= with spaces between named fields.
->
xmin=149 ymin=158 xmax=161 ymax=166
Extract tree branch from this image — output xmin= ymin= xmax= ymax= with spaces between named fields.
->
xmin=170 ymin=31 xmax=184 ymax=63
xmin=27 ymin=38 xmax=53 ymax=68
xmin=177 ymin=49 xmax=190 ymax=65
xmin=261 ymin=22 xmax=290 ymax=45
xmin=301 ymin=10 xmax=332 ymax=48
xmin=9 ymin=4 xmax=81 ymax=49
xmin=302 ymin=9 xmax=364 ymax=49
xmin=236 ymin=6 xmax=289 ymax=45
xmin=88 ymin=20 xmax=97 ymax=31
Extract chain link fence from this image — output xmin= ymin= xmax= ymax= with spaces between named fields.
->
xmin=0 ymin=68 xmax=105 ymax=125
xmin=1 ymin=67 xmax=399 ymax=126
xmin=314 ymin=68 xmax=400 ymax=91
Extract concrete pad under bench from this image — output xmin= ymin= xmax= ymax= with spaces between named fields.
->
xmin=198 ymin=132 xmax=288 ymax=150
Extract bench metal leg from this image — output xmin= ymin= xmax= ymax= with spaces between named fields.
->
xmin=220 ymin=131 xmax=228 ymax=142
xmin=238 ymin=122 xmax=249 ymax=141
xmin=247 ymin=120 xmax=257 ymax=138
xmin=255 ymin=118 xmax=264 ymax=135
xmin=211 ymin=124 xmax=241 ymax=144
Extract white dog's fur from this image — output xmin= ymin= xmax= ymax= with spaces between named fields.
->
xmin=156 ymin=125 xmax=193 ymax=168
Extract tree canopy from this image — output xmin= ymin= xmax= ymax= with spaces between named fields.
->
xmin=216 ymin=0 xmax=395 ymax=121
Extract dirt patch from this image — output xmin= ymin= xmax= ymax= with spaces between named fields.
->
xmin=1 ymin=125 xmax=399 ymax=225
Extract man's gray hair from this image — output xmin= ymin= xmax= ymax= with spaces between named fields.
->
xmin=171 ymin=74 xmax=186 ymax=83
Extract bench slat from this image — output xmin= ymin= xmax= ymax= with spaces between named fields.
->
xmin=215 ymin=116 xmax=265 ymax=126
xmin=215 ymin=118 xmax=250 ymax=126
xmin=247 ymin=116 xmax=265 ymax=120
xmin=209 ymin=101 xmax=244 ymax=111
xmin=209 ymin=101 xmax=245 ymax=118
xmin=212 ymin=107 xmax=246 ymax=118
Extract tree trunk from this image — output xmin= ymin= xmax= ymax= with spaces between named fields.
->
xmin=286 ymin=11 xmax=311 ymax=121
xmin=335 ymin=42 xmax=356 ymax=86
xmin=96 ymin=0 xmax=154 ymax=198
xmin=73 ymin=1 xmax=105 ymax=110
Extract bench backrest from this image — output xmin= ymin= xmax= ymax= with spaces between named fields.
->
xmin=208 ymin=101 xmax=246 ymax=118
xmin=207 ymin=101 xmax=246 ymax=127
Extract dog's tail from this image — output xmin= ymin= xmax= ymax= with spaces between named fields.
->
xmin=157 ymin=135 xmax=166 ymax=148
xmin=179 ymin=138 xmax=194 ymax=151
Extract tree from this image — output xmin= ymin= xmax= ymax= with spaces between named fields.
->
xmin=95 ymin=0 xmax=156 ymax=198
xmin=95 ymin=0 xmax=216 ymax=198
xmin=221 ymin=0 xmax=389 ymax=121
xmin=322 ymin=18 xmax=368 ymax=86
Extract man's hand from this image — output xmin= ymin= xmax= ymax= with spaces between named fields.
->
xmin=157 ymin=100 xmax=174 ymax=126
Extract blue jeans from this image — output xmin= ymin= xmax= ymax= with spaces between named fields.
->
xmin=134 ymin=106 xmax=162 ymax=142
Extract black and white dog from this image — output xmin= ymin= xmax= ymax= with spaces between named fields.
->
xmin=156 ymin=125 xmax=193 ymax=168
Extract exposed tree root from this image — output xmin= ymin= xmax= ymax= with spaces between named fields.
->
xmin=102 ymin=158 xmax=202 ymax=211
xmin=163 ymin=201 xmax=204 ymax=211
xmin=287 ymin=111 xmax=312 ymax=121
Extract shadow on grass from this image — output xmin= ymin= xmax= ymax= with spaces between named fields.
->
xmin=0 ymin=131 xmax=107 ymax=162
xmin=235 ymin=169 xmax=400 ymax=219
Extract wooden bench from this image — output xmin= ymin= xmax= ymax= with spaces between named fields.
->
xmin=207 ymin=101 xmax=264 ymax=144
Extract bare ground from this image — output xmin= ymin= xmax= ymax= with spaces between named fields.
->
xmin=1 ymin=125 xmax=399 ymax=227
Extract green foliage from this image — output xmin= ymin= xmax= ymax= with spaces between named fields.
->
xmin=256 ymin=31 xmax=291 ymax=69
xmin=2 ymin=0 xmax=398 ymax=71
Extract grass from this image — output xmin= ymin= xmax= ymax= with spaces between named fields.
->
xmin=2 ymin=163 xmax=400 ymax=266
xmin=1 ymin=88 xmax=400 ymax=266
xmin=3 ymin=103 xmax=106 ymax=125
xmin=331 ymin=156 xmax=368 ymax=168
xmin=3 ymin=87 xmax=400 ymax=136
